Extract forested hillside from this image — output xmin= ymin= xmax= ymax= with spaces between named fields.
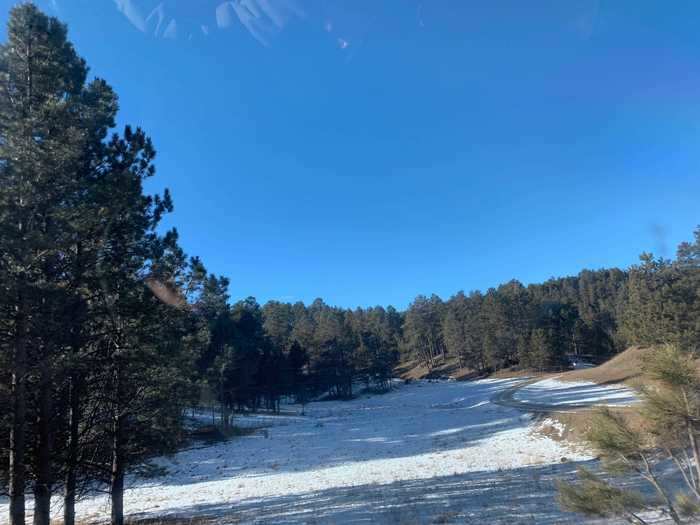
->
xmin=1 ymin=5 xmax=699 ymax=525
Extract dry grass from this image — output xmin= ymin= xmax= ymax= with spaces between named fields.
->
xmin=396 ymin=358 xmax=555 ymax=382
xmin=398 ymin=346 xmax=659 ymax=386
xmin=558 ymin=346 xmax=652 ymax=388
xmin=538 ymin=408 xmax=647 ymax=447
xmin=540 ymin=347 xmax=660 ymax=447
xmin=489 ymin=367 xmax=554 ymax=380
xmin=561 ymin=345 xmax=700 ymax=389
xmin=395 ymin=357 xmax=478 ymax=381
xmin=397 ymin=347 xmax=675 ymax=449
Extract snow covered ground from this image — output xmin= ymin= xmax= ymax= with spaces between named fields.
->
xmin=0 ymin=378 xmax=653 ymax=524
xmin=514 ymin=378 xmax=639 ymax=408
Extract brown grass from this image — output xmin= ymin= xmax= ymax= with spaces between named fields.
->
xmin=558 ymin=346 xmax=652 ymax=388
xmin=538 ymin=408 xmax=647 ymax=447
xmin=489 ymin=367 xmax=554 ymax=380
xmin=396 ymin=358 xmax=557 ymax=382
xmin=540 ymin=347 xmax=660 ymax=446
xmin=399 ymin=346 xmax=663 ymax=386
xmin=395 ymin=357 xmax=478 ymax=381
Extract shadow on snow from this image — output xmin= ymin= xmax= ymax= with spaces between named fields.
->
xmin=130 ymin=460 xmax=656 ymax=525
xmin=514 ymin=383 xmax=637 ymax=407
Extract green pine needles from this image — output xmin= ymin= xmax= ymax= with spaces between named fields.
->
xmin=558 ymin=345 xmax=700 ymax=524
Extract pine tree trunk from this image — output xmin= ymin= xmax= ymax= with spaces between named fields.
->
xmin=9 ymin=305 xmax=27 ymax=525
xmin=110 ymin=410 xmax=125 ymax=525
xmin=111 ymin=361 xmax=125 ymax=525
xmin=223 ymin=404 xmax=230 ymax=429
xmin=33 ymin=362 xmax=53 ymax=525
xmin=110 ymin=444 xmax=125 ymax=525
xmin=65 ymin=241 xmax=84 ymax=525
xmin=64 ymin=374 xmax=80 ymax=525
xmin=686 ymin=418 xmax=700 ymax=490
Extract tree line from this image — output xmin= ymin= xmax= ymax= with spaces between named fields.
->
xmin=1 ymin=5 xmax=699 ymax=525
xmin=401 ymin=230 xmax=699 ymax=374
xmin=402 ymin=270 xmax=624 ymax=372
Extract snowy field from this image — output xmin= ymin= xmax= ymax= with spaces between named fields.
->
xmin=0 ymin=379 xmax=655 ymax=524
xmin=514 ymin=378 xmax=639 ymax=408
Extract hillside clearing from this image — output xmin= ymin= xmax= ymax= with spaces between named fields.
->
xmin=0 ymin=379 xmax=667 ymax=525
xmin=558 ymin=347 xmax=652 ymax=387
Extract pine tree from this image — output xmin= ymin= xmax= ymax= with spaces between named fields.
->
xmin=88 ymin=127 xmax=164 ymax=525
xmin=642 ymin=345 xmax=700 ymax=500
xmin=557 ymin=467 xmax=648 ymax=524
xmin=287 ymin=340 xmax=309 ymax=408
xmin=402 ymin=295 xmax=444 ymax=369
xmin=442 ymin=292 xmax=468 ymax=368
xmin=558 ymin=345 xmax=700 ymax=525
xmin=0 ymin=5 xmax=94 ymax=523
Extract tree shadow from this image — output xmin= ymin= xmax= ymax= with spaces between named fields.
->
xmin=596 ymin=374 xmax=641 ymax=387
xmin=514 ymin=383 xmax=638 ymax=407
xmin=124 ymin=460 xmax=658 ymax=524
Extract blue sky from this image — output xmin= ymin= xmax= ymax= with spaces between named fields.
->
xmin=3 ymin=1 xmax=699 ymax=308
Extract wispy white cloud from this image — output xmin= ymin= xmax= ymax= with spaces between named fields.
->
xmin=163 ymin=19 xmax=177 ymax=39
xmin=216 ymin=2 xmax=236 ymax=29
xmin=220 ymin=0 xmax=304 ymax=46
xmin=146 ymin=3 xmax=166 ymax=37
xmin=232 ymin=1 xmax=273 ymax=46
xmin=113 ymin=0 xmax=146 ymax=33
xmin=109 ymin=0 xmax=310 ymax=47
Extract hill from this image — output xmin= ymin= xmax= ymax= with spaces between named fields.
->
xmin=558 ymin=346 xmax=651 ymax=387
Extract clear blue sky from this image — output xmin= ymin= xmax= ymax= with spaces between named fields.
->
xmin=4 ymin=1 xmax=699 ymax=308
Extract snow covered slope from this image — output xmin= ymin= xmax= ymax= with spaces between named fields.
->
xmin=0 ymin=379 xmax=649 ymax=524
xmin=514 ymin=378 xmax=638 ymax=408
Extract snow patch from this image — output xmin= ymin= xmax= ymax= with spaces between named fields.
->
xmin=514 ymin=378 xmax=638 ymax=407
